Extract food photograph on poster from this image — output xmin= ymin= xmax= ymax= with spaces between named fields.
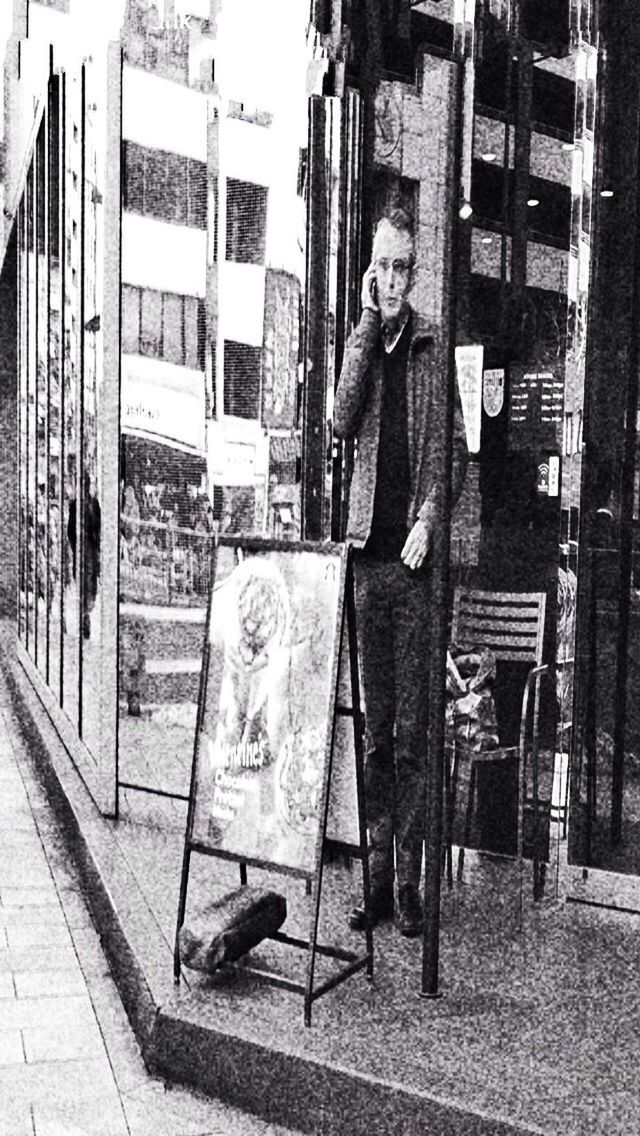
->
xmin=191 ymin=542 xmax=346 ymax=873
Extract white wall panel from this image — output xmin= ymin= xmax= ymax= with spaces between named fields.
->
xmin=122 ymin=213 xmax=207 ymax=297
xmin=221 ymin=116 xmax=273 ymax=186
xmin=219 ymin=260 xmax=265 ymax=346
xmin=122 ymin=64 xmax=207 ymax=160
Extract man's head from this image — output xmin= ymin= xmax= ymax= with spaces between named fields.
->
xmin=372 ymin=208 xmax=415 ymax=331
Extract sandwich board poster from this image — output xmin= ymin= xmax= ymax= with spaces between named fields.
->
xmin=191 ymin=540 xmax=349 ymax=874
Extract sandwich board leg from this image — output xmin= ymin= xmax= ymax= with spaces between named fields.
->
xmin=174 ymin=845 xmax=192 ymax=983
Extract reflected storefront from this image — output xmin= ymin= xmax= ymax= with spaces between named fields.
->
xmin=16 ymin=36 xmax=120 ymax=813
xmin=9 ymin=0 xmax=640 ymax=914
xmin=115 ymin=0 xmax=315 ymax=814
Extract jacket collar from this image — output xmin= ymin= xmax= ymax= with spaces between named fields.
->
xmin=407 ymin=308 xmax=436 ymax=350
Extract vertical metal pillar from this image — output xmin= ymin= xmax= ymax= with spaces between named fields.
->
xmin=510 ymin=35 xmax=533 ymax=299
xmin=301 ymin=96 xmax=329 ymax=541
xmin=421 ymin=54 xmax=466 ymax=1000
xmin=331 ymin=88 xmax=363 ymax=543
xmin=610 ymin=93 xmax=640 ymax=845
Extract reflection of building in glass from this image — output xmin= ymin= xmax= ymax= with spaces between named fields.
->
xmin=118 ymin=0 xmax=307 ymax=540
xmin=0 ymin=0 xmax=312 ymax=812
xmin=5 ymin=0 xmax=635 ymax=928
xmin=0 ymin=0 xmax=586 ymax=763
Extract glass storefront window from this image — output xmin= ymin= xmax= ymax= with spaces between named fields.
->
xmin=79 ymin=54 xmax=105 ymax=760
xmin=116 ymin=0 xmax=312 ymax=817
xmin=48 ymin=73 xmax=64 ymax=704
xmin=61 ymin=68 xmax=81 ymax=730
xmin=15 ymin=41 xmax=119 ymax=812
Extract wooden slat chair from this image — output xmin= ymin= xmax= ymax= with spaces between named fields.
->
xmin=448 ymin=588 xmax=548 ymax=923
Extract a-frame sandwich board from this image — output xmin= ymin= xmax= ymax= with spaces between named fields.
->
xmin=174 ymin=535 xmax=372 ymax=1025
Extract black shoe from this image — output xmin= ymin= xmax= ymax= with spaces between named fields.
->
xmin=397 ymin=888 xmax=424 ymax=938
xmin=348 ymin=890 xmax=394 ymax=932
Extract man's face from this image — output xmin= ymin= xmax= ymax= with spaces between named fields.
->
xmin=373 ymin=221 xmax=414 ymax=330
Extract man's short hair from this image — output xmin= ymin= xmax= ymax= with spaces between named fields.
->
xmin=374 ymin=207 xmax=415 ymax=245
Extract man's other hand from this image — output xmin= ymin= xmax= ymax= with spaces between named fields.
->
xmin=401 ymin=518 xmax=431 ymax=571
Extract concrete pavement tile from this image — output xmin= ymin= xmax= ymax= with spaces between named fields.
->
xmin=22 ymin=1015 xmax=105 ymax=1063
xmin=0 ymin=832 xmax=49 ymax=857
xmin=0 ymin=945 xmax=82 ymax=975
xmin=81 ymin=973 xmax=149 ymax=1093
xmin=32 ymin=1099 xmax=129 ymax=1136
xmin=0 ymin=993 xmax=98 ymax=1032
xmin=0 ymin=1029 xmax=24 ymax=1066
xmin=0 ymin=813 xmax=40 ymax=834
xmin=0 ymin=868 xmax=54 ymax=889
xmin=14 ymin=968 xmax=87 ymax=999
xmin=5 ymin=920 xmax=73 ymax=951
xmin=54 ymin=887 xmax=97 ymax=932
xmin=0 ymin=1102 xmax=33 ymax=1136
xmin=121 ymin=1081 xmax=277 ymax=1136
xmin=0 ymin=886 xmax=60 ymax=907
xmin=0 ymin=1055 xmax=122 ymax=1108
xmin=0 ymin=905 xmax=67 ymax=930
xmin=0 ymin=852 xmax=51 ymax=879
xmin=0 ymin=770 xmax=26 ymax=787
xmin=46 ymin=862 xmax=80 ymax=892
xmin=0 ymin=788 xmax=31 ymax=808
xmin=70 ymin=926 xmax=112 ymax=977
xmin=0 ymin=971 xmax=15 ymax=999
xmin=93 ymin=1016 xmax=149 ymax=1095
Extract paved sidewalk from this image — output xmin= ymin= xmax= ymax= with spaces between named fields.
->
xmin=0 ymin=673 xmax=296 ymax=1136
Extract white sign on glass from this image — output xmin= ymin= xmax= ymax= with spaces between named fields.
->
xmin=455 ymin=344 xmax=484 ymax=454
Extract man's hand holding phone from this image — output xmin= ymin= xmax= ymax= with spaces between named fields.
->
xmin=362 ymin=263 xmax=379 ymax=313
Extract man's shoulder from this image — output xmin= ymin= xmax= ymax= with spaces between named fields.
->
xmin=408 ymin=309 xmax=437 ymax=350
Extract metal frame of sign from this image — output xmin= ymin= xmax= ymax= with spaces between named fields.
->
xmin=173 ymin=536 xmax=373 ymax=1026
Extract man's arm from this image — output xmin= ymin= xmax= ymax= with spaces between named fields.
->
xmin=333 ymin=265 xmax=380 ymax=439
xmin=401 ymin=367 xmax=469 ymax=571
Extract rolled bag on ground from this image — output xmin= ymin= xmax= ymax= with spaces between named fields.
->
xmin=179 ymin=885 xmax=287 ymax=973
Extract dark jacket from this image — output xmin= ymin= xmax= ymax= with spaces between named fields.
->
xmin=333 ymin=307 xmax=468 ymax=547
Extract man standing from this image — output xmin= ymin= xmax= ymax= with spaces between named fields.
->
xmin=333 ymin=208 xmax=468 ymax=937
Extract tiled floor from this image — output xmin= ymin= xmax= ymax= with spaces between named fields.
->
xmin=0 ymin=676 xmax=297 ymax=1136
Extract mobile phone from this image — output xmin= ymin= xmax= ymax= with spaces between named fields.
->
xmin=369 ymin=276 xmax=378 ymax=307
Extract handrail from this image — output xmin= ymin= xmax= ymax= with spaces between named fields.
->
xmin=119 ymin=516 xmax=214 ymax=608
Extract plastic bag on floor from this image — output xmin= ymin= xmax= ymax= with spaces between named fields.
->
xmin=446 ymin=646 xmax=500 ymax=755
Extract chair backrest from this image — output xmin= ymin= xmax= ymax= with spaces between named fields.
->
xmin=451 ymin=588 xmax=546 ymax=666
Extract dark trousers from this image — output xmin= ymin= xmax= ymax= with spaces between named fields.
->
xmin=354 ymin=557 xmax=430 ymax=898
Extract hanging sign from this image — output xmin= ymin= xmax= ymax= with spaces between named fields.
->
xmin=483 ymin=368 xmax=505 ymax=418
xmin=121 ymin=359 xmax=206 ymax=454
xmin=455 ymin=344 xmax=484 ymax=454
